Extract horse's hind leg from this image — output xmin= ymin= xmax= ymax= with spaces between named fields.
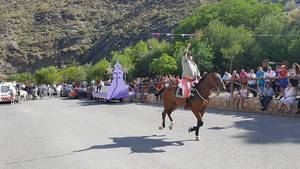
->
xmin=159 ymin=109 xmax=167 ymax=130
xmin=167 ymin=105 xmax=177 ymax=130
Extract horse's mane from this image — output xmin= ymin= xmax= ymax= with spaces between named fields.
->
xmin=198 ymin=72 xmax=212 ymax=84
xmin=193 ymin=72 xmax=213 ymax=89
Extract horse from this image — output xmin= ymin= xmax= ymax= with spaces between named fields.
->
xmin=9 ymin=86 xmax=17 ymax=104
xmin=158 ymin=73 xmax=225 ymax=141
xmin=18 ymin=89 xmax=28 ymax=103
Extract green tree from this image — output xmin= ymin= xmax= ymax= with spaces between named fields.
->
xmin=111 ymin=51 xmax=134 ymax=70
xmin=90 ymin=59 xmax=110 ymax=81
xmin=288 ymin=38 xmax=300 ymax=62
xmin=255 ymin=14 xmax=290 ymax=61
xmin=35 ymin=66 xmax=61 ymax=84
xmin=151 ymin=53 xmax=177 ymax=75
xmin=204 ymin=20 xmax=255 ymax=70
xmin=9 ymin=73 xmax=34 ymax=83
xmin=175 ymin=0 xmax=282 ymax=33
xmin=61 ymin=65 xmax=86 ymax=83
xmin=189 ymin=40 xmax=214 ymax=72
xmin=221 ymin=43 xmax=243 ymax=73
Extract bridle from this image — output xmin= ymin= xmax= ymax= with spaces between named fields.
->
xmin=193 ymin=73 xmax=224 ymax=103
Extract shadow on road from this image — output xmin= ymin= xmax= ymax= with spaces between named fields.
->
xmin=6 ymin=153 xmax=73 ymax=166
xmin=208 ymin=109 xmax=300 ymax=144
xmin=76 ymin=99 xmax=132 ymax=107
xmin=74 ymin=135 xmax=191 ymax=154
xmin=5 ymin=135 xmax=190 ymax=166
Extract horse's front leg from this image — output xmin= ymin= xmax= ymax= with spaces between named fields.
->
xmin=159 ymin=110 xmax=167 ymax=130
xmin=188 ymin=120 xmax=203 ymax=141
xmin=189 ymin=111 xmax=204 ymax=141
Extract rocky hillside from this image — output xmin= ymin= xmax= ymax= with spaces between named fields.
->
xmin=0 ymin=0 xmax=210 ymax=74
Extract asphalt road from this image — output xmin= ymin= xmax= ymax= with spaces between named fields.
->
xmin=0 ymin=98 xmax=299 ymax=169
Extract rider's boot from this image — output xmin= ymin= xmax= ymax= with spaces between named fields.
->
xmin=183 ymin=98 xmax=191 ymax=110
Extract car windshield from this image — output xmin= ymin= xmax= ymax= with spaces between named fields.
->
xmin=1 ymin=86 xmax=9 ymax=93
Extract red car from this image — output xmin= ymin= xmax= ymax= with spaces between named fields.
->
xmin=68 ymin=88 xmax=79 ymax=99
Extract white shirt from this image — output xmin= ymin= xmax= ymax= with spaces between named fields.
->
xmin=284 ymin=87 xmax=296 ymax=99
xmin=265 ymin=70 xmax=276 ymax=78
xmin=248 ymin=73 xmax=256 ymax=85
xmin=222 ymin=73 xmax=231 ymax=81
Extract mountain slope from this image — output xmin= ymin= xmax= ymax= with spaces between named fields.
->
xmin=0 ymin=0 xmax=207 ymax=74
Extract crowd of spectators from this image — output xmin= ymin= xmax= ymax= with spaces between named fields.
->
xmin=91 ymin=62 xmax=299 ymax=113
xmin=126 ymin=63 xmax=299 ymax=113
xmin=221 ymin=63 xmax=300 ymax=113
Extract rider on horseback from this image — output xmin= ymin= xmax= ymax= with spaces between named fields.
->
xmin=181 ymin=43 xmax=200 ymax=108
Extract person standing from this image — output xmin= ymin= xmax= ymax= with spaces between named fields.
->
xmin=239 ymin=69 xmax=249 ymax=86
xmin=256 ymin=66 xmax=265 ymax=93
xmin=274 ymin=65 xmax=281 ymax=97
xmin=265 ymin=66 xmax=276 ymax=80
xmin=289 ymin=63 xmax=300 ymax=87
xmin=278 ymin=65 xmax=289 ymax=96
xmin=248 ymin=69 xmax=257 ymax=97
xmin=230 ymin=70 xmax=240 ymax=93
xmin=222 ymin=71 xmax=232 ymax=92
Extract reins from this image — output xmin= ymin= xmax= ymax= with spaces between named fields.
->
xmin=194 ymin=87 xmax=209 ymax=103
xmin=194 ymin=74 xmax=211 ymax=103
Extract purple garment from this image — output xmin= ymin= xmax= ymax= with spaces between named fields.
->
xmin=107 ymin=62 xmax=129 ymax=100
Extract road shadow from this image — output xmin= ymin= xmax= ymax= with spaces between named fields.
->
xmin=6 ymin=153 xmax=73 ymax=166
xmin=74 ymin=135 xmax=191 ymax=154
xmin=208 ymin=109 xmax=300 ymax=144
xmin=77 ymin=99 xmax=133 ymax=107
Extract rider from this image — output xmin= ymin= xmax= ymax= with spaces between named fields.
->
xmin=181 ymin=43 xmax=200 ymax=108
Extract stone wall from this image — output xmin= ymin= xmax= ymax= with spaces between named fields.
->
xmin=128 ymin=93 xmax=299 ymax=116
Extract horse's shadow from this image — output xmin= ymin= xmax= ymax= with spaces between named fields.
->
xmin=74 ymin=135 xmax=190 ymax=154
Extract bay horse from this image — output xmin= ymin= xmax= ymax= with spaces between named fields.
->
xmin=158 ymin=73 xmax=225 ymax=141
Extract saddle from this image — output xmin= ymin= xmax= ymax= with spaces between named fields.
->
xmin=175 ymin=78 xmax=200 ymax=109
xmin=176 ymin=78 xmax=197 ymax=99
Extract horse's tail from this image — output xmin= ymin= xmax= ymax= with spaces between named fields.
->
xmin=155 ymin=87 xmax=165 ymax=97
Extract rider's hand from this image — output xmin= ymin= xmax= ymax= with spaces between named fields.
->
xmin=187 ymin=43 xmax=192 ymax=49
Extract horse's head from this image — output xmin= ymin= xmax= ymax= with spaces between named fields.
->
xmin=205 ymin=73 xmax=226 ymax=91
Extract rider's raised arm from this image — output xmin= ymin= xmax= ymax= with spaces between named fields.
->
xmin=182 ymin=43 xmax=191 ymax=62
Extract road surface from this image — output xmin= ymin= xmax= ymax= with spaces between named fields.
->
xmin=0 ymin=98 xmax=299 ymax=169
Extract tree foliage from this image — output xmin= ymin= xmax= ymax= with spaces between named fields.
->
xmin=151 ymin=53 xmax=177 ymax=75
xmin=35 ymin=66 xmax=61 ymax=85
xmin=90 ymin=59 xmax=110 ymax=81
xmin=61 ymin=65 xmax=87 ymax=83
xmin=174 ymin=0 xmax=298 ymax=71
xmin=9 ymin=73 xmax=34 ymax=83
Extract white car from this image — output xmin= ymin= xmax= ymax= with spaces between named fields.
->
xmin=0 ymin=82 xmax=16 ymax=103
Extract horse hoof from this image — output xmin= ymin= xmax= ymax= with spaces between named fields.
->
xmin=169 ymin=122 xmax=174 ymax=130
xmin=188 ymin=127 xmax=193 ymax=133
xmin=195 ymin=136 xmax=200 ymax=141
xmin=159 ymin=126 xmax=164 ymax=130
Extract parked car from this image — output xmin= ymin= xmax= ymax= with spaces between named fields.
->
xmin=61 ymin=85 xmax=73 ymax=97
xmin=0 ymin=82 xmax=15 ymax=103
xmin=68 ymin=88 xmax=79 ymax=99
